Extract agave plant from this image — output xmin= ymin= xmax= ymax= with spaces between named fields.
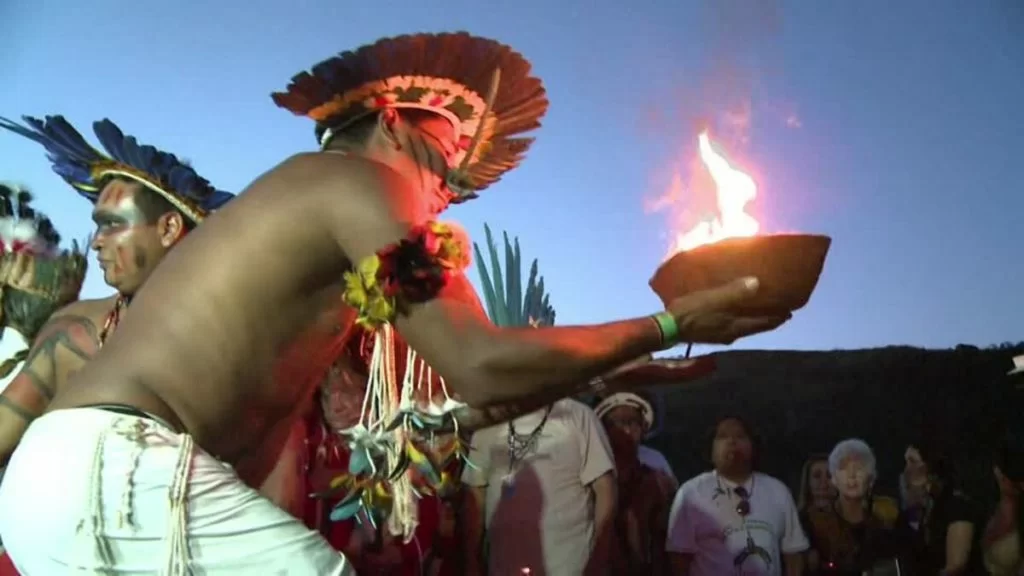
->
xmin=473 ymin=224 xmax=555 ymax=328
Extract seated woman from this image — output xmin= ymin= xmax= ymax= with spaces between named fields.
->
xmin=804 ymin=439 xmax=903 ymax=575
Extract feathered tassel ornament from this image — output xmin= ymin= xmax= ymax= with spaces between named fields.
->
xmin=322 ymin=320 xmax=469 ymax=542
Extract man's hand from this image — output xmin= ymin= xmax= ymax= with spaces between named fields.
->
xmin=669 ymin=277 xmax=791 ymax=344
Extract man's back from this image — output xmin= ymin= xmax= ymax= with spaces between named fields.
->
xmin=50 ymin=153 xmax=365 ymax=465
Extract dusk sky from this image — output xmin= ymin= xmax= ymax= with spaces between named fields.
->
xmin=2 ymin=0 xmax=1021 ymax=352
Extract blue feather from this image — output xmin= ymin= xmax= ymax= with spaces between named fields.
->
xmin=348 ymin=448 xmax=374 ymax=475
xmin=0 ymin=114 xmax=234 ymax=218
xmin=329 ymin=491 xmax=365 ymax=522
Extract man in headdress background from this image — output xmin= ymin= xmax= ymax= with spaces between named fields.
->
xmin=0 ymin=118 xmax=232 ymax=573
xmin=0 ymin=183 xmax=86 ymax=395
xmin=0 ymin=33 xmax=788 ymax=574
xmin=0 ymin=116 xmax=233 ymax=468
xmin=0 ymin=182 xmax=86 ymax=567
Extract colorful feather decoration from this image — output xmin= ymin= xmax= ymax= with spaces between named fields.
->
xmin=272 ymin=32 xmax=548 ymax=201
xmin=0 ymin=116 xmax=233 ymax=223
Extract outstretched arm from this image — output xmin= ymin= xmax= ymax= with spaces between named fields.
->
xmin=313 ymin=154 xmax=785 ymax=407
xmin=453 ymin=357 xmax=714 ymax=432
xmin=0 ymin=312 xmax=99 ymax=465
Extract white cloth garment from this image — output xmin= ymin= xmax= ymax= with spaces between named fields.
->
xmin=666 ymin=471 xmax=809 ymax=576
xmin=0 ymin=408 xmax=354 ymax=575
xmin=462 ymin=399 xmax=616 ymax=576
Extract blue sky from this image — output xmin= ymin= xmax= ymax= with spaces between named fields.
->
xmin=2 ymin=0 xmax=1021 ymax=351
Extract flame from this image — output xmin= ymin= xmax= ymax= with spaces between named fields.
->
xmin=669 ymin=131 xmax=759 ymax=254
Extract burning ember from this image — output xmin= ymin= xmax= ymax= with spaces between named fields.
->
xmin=669 ymin=131 xmax=760 ymax=255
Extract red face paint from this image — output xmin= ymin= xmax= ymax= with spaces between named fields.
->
xmin=96 ymin=179 xmax=131 ymax=208
xmin=90 ymin=179 xmax=158 ymax=294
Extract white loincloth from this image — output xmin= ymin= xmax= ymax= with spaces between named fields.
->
xmin=0 ymin=407 xmax=355 ymax=575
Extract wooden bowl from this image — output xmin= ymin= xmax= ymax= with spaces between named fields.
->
xmin=649 ymin=234 xmax=831 ymax=314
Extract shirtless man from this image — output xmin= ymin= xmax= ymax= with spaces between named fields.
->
xmin=0 ymin=116 xmax=233 ymax=470
xmin=0 ymin=33 xmax=790 ymax=574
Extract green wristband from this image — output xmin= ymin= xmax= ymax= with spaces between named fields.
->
xmin=651 ymin=311 xmax=680 ymax=348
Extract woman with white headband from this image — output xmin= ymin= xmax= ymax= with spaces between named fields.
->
xmin=595 ymin=391 xmax=676 ymax=575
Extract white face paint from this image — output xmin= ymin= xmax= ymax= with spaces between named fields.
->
xmin=834 ymin=455 xmax=873 ymax=499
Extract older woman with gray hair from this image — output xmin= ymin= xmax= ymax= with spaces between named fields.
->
xmin=803 ymin=439 xmax=904 ymax=575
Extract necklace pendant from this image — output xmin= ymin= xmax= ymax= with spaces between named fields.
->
xmin=501 ymin=473 xmax=516 ymax=496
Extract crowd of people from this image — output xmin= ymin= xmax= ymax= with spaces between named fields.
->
xmin=0 ymin=29 xmax=1019 ymax=575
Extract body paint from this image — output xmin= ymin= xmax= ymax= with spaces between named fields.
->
xmin=90 ymin=180 xmax=158 ymax=290
xmin=96 ymin=179 xmax=132 ymax=207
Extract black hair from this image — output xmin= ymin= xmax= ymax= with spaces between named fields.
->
xmin=706 ymin=413 xmax=763 ymax=467
xmin=135 ymin=187 xmax=196 ymax=232
xmin=906 ymin=436 xmax=960 ymax=494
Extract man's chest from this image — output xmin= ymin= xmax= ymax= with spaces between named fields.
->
xmin=690 ymin=491 xmax=785 ymax=551
xmin=482 ymin=417 xmax=580 ymax=477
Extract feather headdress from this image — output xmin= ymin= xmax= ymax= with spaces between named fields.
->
xmin=0 ymin=116 xmax=234 ymax=223
xmin=272 ymin=31 xmax=549 ymax=203
xmin=0 ymin=183 xmax=86 ymax=365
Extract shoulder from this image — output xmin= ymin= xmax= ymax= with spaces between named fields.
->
xmin=871 ymin=495 xmax=900 ymax=526
xmin=279 ymin=152 xmax=416 ymax=208
xmin=34 ymin=297 xmax=112 ymax=341
xmin=806 ymin=506 xmax=840 ymax=534
xmin=945 ymin=489 xmax=981 ymax=521
xmin=556 ymin=398 xmax=599 ymax=427
xmin=560 ymin=398 xmax=595 ymax=416
xmin=679 ymin=471 xmax=715 ymax=496
xmin=756 ymin=473 xmax=794 ymax=499
xmin=638 ymin=444 xmax=669 ymax=463
xmin=650 ymin=467 xmax=677 ymax=496
xmin=806 ymin=505 xmax=833 ymax=523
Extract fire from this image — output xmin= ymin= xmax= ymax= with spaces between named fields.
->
xmin=669 ymin=131 xmax=760 ymax=254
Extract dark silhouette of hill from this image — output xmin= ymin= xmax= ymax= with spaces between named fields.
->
xmin=645 ymin=344 xmax=1024 ymax=505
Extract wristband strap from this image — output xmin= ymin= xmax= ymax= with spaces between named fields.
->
xmin=651 ymin=311 xmax=680 ymax=348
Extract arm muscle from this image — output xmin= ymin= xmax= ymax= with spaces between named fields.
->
xmin=321 ymin=156 xmax=662 ymax=406
xmin=0 ymin=313 xmax=98 ymax=464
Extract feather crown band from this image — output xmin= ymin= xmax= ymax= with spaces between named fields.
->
xmin=0 ymin=115 xmax=234 ymax=223
xmin=272 ymin=31 xmax=549 ymax=203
